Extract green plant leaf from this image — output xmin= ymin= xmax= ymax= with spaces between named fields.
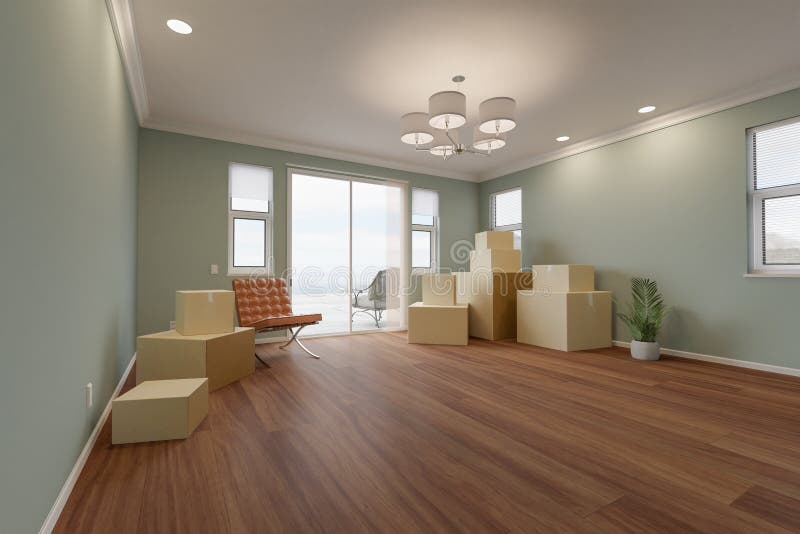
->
xmin=616 ymin=277 xmax=669 ymax=342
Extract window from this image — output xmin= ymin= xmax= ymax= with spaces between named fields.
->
xmin=491 ymin=187 xmax=522 ymax=249
xmin=411 ymin=188 xmax=439 ymax=271
xmin=749 ymin=117 xmax=800 ymax=274
xmin=228 ymin=163 xmax=273 ymax=275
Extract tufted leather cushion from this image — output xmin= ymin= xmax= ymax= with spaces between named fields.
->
xmin=232 ymin=278 xmax=321 ymax=329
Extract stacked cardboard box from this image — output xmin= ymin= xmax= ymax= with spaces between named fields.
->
xmin=136 ymin=290 xmax=255 ymax=391
xmin=517 ymin=265 xmax=612 ymax=351
xmin=408 ymin=274 xmax=468 ymax=345
xmin=456 ymin=231 xmax=532 ymax=340
xmin=113 ymin=290 xmax=255 ymax=444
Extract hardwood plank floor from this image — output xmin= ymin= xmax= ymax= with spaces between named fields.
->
xmin=55 ymin=333 xmax=800 ymax=533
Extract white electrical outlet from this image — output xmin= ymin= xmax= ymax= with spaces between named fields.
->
xmin=170 ymin=320 xmax=176 ymax=330
xmin=210 ymin=263 xmax=219 ymax=275
xmin=85 ymin=383 xmax=93 ymax=408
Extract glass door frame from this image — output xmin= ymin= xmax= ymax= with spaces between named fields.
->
xmin=286 ymin=166 xmax=409 ymax=337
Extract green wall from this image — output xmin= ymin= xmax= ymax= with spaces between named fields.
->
xmin=0 ymin=1 xmax=138 ymax=532
xmin=137 ymin=129 xmax=479 ymax=336
xmin=481 ymin=88 xmax=800 ymax=369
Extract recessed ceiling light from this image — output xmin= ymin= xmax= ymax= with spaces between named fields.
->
xmin=167 ymin=19 xmax=192 ymax=35
xmin=638 ymin=105 xmax=656 ymax=114
xmin=556 ymin=136 xmax=570 ymax=142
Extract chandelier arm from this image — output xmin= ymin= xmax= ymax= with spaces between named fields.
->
xmin=445 ymin=130 xmax=457 ymax=146
xmin=465 ymin=148 xmax=490 ymax=156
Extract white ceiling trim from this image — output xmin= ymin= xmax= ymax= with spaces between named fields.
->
xmin=106 ymin=0 xmax=149 ymax=123
xmin=480 ymin=72 xmax=800 ymax=182
xmin=141 ymin=117 xmax=479 ymax=182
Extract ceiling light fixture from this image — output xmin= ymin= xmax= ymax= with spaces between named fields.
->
xmin=400 ymin=113 xmax=434 ymax=146
xmin=167 ymin=19 xmax=193 ymax=35
xmin=638 ymin=105 xmax=656 ymax=114
xmin=400 ymin=75 xmax=516 ymax=160
xmin=556 ymin=136 xmax=570 ymax=142
xmin=473 ymin=127 xmax=506 ymax=153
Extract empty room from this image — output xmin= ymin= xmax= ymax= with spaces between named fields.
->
xmin=4 ymin=0 xmax=800 ymax=532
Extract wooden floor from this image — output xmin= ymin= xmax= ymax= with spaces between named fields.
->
xmin=56 ymin=333 xmax=800 ymax=533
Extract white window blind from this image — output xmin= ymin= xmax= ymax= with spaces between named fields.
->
xmin=491 ymin=188 xmax=522 ymax=228
xmin=412 ymin=188 xmax=439 ymax=226
xmin=230 ymin=163 xmax=271 ymax=213
xmin=754 ymin=121 xmax=800 ymax=190
xmin=749 ymin=117 xmax=800 ymax=273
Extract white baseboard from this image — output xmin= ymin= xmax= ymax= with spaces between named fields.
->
xmin=255 ymin=326 xmax=406 ymax=344
xmin=612 ymin=341 xmax=800 ymax=378
xmin=255 ymin=335 xmax=289 ymax=344
xmin=39 ymin=353 xmax=137 ymax=534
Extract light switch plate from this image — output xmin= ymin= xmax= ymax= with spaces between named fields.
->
xmin=210 ymin=264 xmax=219 ymax=275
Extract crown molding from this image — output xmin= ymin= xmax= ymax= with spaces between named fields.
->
xmin=105 ymin=0 xmax=149 ymax=123
xmin=480 ymin=72 xmax=800 ymax=182
xmin=142 ymin=117 xmax=480 ymax=182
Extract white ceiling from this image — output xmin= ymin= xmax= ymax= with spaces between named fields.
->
xmin=125 ymin=0 xmax=800 ymax=181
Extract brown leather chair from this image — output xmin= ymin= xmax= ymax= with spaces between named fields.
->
xmin=232 ymin=278 xmax=322 ymax=364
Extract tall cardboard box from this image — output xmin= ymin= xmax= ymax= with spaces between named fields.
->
xmin=136 ymin=327 xmax=255 ymax=391
xmin=517 ymin=290 xmax=612 ymax=351
xmin=408 ymin=303 xmax=468 ymax=345
xmin=456 ymin=271 xmax=532 ymax=340
xmin=112 ymin=378 xmax=208 ymax=444
xmin=469 ymin=249 xmax=521 ymax=274
xmin=421 ymin=273 xmax=457 ymax=306
xmin=531 ymin=265 xmax=595 ymax=292
xmin=175 ymin=290 xmax=235 ymax=335
xmin=474 ymin=231 xmax=514 ymax=251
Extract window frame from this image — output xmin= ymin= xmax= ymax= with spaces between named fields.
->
xmin=411 ymin=188 xmax=439 ymax=273
xmin=228 ymin=163 xmax=273 ymax=276
xmin=490 ymin=187 xmax=522 ymax=248
xmin=748 ymin=117 xmax=800 ymax=275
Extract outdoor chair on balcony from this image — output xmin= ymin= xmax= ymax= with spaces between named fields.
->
xmin=351 ymin=269 xmax=387 ymax=328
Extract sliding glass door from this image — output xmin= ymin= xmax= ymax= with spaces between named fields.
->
xmin=289 ymin=169 xmax=407 ymax=336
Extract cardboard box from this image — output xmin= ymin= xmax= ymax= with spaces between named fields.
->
xmin=136 ymin=327 xmax=255 ymax=391
xmin=531 ymin=265 xmax=595 ymax=292
xmin=175 ymin=290 xmax=235 ymax=335
xmin=469 ymin=249 xmax=521 ymax=273
xmin=408 ymin=303 xmax=468 ymax=345
xmin=112 ymin=378 xmax=208 ymax=444
xmin=517 ymin=290 xmax=612 ymax=351
xmin=475 ymin=231 xmax=514 ymax=251
xmin=421 ymin=273 xmax=457 ymax=306
xmin=456 ymin=271 xmax=533 ymax=340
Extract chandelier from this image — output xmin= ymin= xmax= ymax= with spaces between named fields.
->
xmin=400 ymin=75 xmax=516 ymax=160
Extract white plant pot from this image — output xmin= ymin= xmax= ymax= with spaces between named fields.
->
xmin=630 ymin=340 xmax=660 ymax=361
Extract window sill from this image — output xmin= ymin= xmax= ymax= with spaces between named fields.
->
xmin=743 ymin=272 xmax=800 ymax=278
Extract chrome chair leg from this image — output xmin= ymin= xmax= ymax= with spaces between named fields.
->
xmin=294 ymin=336 xmax=321 ymax=359
xmin=279 ymin=325 xmax=305 ymax=349
xmin=279 ymin=325 xmax=321 ymax=359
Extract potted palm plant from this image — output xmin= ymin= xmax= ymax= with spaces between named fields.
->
xmin=617 ymin=277 xmax=669 ymax=361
